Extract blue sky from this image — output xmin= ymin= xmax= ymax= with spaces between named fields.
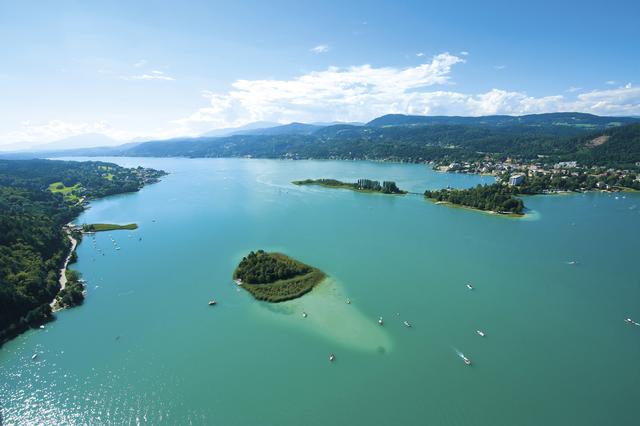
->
xmin=0 ymin=0 xmax=639 ymax=147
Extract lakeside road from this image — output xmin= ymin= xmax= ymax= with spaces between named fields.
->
xmin=51 ymin=230 xmax=78 ymax=311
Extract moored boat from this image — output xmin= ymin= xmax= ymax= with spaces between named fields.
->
xmin=378 ymin=317 xmax=384 ymax=325
xmin=466 ymin=283 xmax=474 ymax=290
xmin=476 ymin=330 xmax=485 ymax=337
xmin=208 ymin=299 xmax=217 ymax=306
xmin=403 ymin=320 xmax=412 ymax=328
xmin=463 ymin=356 xmax=471 ymax=365
xmin=329 ymin=353 xmax=335 ymax=362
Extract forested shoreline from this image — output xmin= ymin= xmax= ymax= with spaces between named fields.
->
xmin=0 ymin=159 xmax=166 ymax=346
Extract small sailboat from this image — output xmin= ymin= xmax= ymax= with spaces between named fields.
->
xmin=466 ymin=283 xmax=474 ymax=290
xmin=403 ymin=320 xmax=412 ymax=328
xmin=31 ymin=354 xmax=38 ymax=360
xmin=378 ymin=317 xmax=384 ymax=326
xmin=208 ymin=299 xmax=217 ymax=306
xmin=463 ymin=356 xmax=471 ymax=366
xmin=329 ymin=353 xmax=336 ymax=362
xmin=302 ymin=311 xmax=308 ymax=318
xmin=476 ymin=330 xmax=485 ymax=337
xmin=346 ymin=298 xmax=351 ymax=305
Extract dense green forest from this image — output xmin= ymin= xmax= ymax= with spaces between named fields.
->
xmin=233 ymin=251 xmax=325 ymax=302
xmin=293 ymin=178 xmax=406 ymax=194
xmin=0 ymin=159 xmax=165 ymax=345
xmin=34 ymin=113 xmax=640 ymax=170
xmin=425 ymin=184 xmax=525 ymax=215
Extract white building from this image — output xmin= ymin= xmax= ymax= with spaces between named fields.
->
xmin=509 ymin=174 xmax=525 ymax=186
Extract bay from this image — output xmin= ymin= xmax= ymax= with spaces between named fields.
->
xmin=1 ymin=158 xmax=639 ymax=425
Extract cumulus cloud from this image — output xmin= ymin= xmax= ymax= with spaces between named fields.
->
xmin=124 ymin=70 xmax=175 ymax=81
xmin=460 ymin=51 xmax=469 ymax=56
xmin=175 ymin=53 xmax=465 ymax=132
xmin=171 ymin=53 xmax=640 ymax=134
xmin=310 ymin=45 xmax=330 ymax=54
xmin=416 ymin=52 xmax=425 ymax=57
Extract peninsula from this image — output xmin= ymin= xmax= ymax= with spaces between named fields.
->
xmin=293 ymin=178 xmax=406 ymax=194
xmin=83 ymin=223 xmax=138 ymax=232
xmin=233 ymin=250 xmax=325 ymax=302
xmin=425 ymin=184 xmax=525 ymax=216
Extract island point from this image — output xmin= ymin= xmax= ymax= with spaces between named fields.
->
xmin=233 ymin=250 xmax=325 ymax=302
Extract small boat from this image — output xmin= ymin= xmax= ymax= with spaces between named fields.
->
xmin=625 ymin=318 xmax=633 ymax=324
xmin=39 ymin=325 xmax=45 ymax=329
xmin=346 ymin=298 xmax=351 ymax=305
xmin=302 ymin=311 xmax=308 ymax=318
xmin=208 ymin=300 xmax=217 ymax=306
xmin=31 ymin=354 xmax=38 ymax=360
xmin=463 ymin=356 xmax=471 ymax=366
xmin=403 ymin=320 xmax=412 ymax=328
xmin=466 ymin=284 xmax=474 ymax=290
xmin=234 ymin=279 xmax=243 ymax=286
xmin=329 ymin=353 xmax=335 ymax=362
xmin=115 ymin=247 xmax=121 ymax=251
xmin=378 ymin=317 xmax=384 ymax=326
xmin=476 ymin=330 xmax=485 ymax=337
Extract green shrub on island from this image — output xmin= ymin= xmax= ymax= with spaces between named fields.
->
xmin=425 ymin=184 xmax=525 ymax=215
xmin=233 ymin=251 xmax=326 ymax=302
xmin=293 ymin=178 xmax=406 ymax=194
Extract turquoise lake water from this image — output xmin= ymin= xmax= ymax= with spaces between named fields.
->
xmin=1 ymin=158 xmax=639 ymax=425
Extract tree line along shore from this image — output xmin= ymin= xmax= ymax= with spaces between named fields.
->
xmin=0 ymin=159 xmax=166 ymax=346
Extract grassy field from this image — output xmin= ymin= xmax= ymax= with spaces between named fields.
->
xmin=83 ymin=223 xmax=138 ymax=232
xmin=48 ymin=182 xmax=82 ymax=202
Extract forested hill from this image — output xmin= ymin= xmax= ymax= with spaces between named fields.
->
xmin=0 ymin=159 xmax=166 ymax=345
xmin=16 ymin=113 xmax=640 ymax=170
xmin=366 ymin=112 xmax=638 ymax=130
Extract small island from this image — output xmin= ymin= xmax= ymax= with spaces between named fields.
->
xmin=424 ymin=184 xmax=525 ymax=215
xmin=233 ymin=250 xmax=326 ymax=302
xmin=293 ymin=178 xmax=406 ymax=194
xmin=82 ymin=223 xmax=138 ymax=232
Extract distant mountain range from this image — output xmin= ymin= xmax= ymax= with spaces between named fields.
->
xmin=2 ymin=112 xmax=639 ymax=168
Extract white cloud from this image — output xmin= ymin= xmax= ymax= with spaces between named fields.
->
xmin=566 ymin=86 xmax=582 ymax=93
xmin=174 ymin=52 xmax=465 ymax=132
xmin=310 ymin=45 xmax=330 ymax=54
xmin=494 ymin=65 xmax=506 ymax=70
xmin=416 ymin=52 xmax=425 ymax=57
xmin=134 ymin=59 xmax=147 ymax=68
xmin=4 ymin=53 xmax=639 ymax=145
xmin=123 ymin=70 xmax=175 ymax=81
xmin=174 ymin=52 xmax=639 ymax=134
xmin=2 ymin=120 xmax=127 ymax=144
xmin=605 ymin=80 xmax=617 ymax=85
xmin=460 ymin=51 xmax=469 ymax=56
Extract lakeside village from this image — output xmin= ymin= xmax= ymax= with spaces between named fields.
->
xmin=434 ymin=159 xmax=640 ymax=192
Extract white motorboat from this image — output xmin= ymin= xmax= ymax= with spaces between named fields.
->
xmin=403 ymin=320 xmax=412 ymax=328
xmin=466 ymin=284 xmax=474 ymax=290
xmin=476 ymin=330 xmax=485 ymax=337
xmin=378 ymin=317 xmax=384 ymax=326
